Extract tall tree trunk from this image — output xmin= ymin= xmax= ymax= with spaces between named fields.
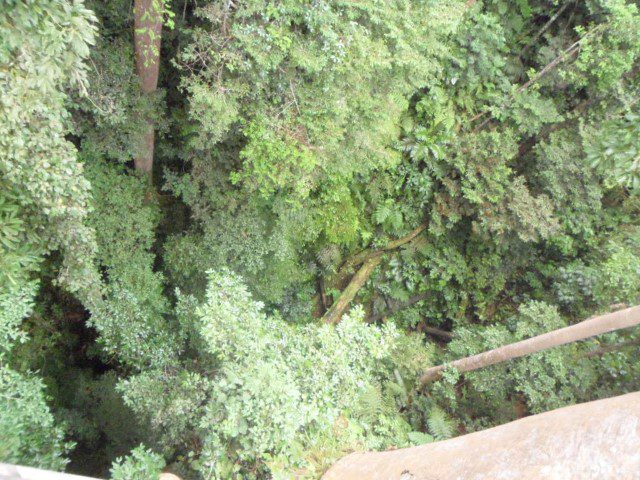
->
xmin=133 ymin=0 xmax=162 ymax=174
xmin=323 ymin=391 xmax=640 ymax=480
xmin=420 ymin=304 xmax=640 ymax=386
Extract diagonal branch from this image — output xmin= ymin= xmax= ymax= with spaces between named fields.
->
xmin=323 ymin=256 xmax=382 ymax=325
xmin=521 ymin=1 xmax=574 ymax=56
xmin=419 ymin=304 xmax=640 ymax=386
xmin=468 ymin=26 xmax=603 ymax=132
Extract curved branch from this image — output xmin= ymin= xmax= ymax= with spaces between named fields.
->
xmin=343 ymin=222 xmax=428 ymax=272
xmin=323 ymin=222 xmax=429 ymax=325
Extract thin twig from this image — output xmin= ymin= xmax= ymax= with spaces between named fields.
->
xmin=522 ymin=2 xmax=573 ymax=55
xmin=468 ymin=25 xmax=604 ymax=132
xmin=584 ymin=338 xmax=640 ymax=358
xmin=369 ymin=293 xmax=429 ymax=323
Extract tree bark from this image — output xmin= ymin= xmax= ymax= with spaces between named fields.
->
xmin=322 ymin=391 xmax=640 ymax=480
xmin=323 ymin=256 xmax=382 ymax=325
xmin=419 ymin=304 xmax=640 ymax=386
xmin=343 ymin=222 xmax=428 ymax=273
xmin=133 ymin=0 xmax=162 ymax=174
xmin=322 ymin=223 xmax=428 ymax=325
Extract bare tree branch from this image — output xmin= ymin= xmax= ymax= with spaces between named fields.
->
xmin=343 ymin=222 xmax=428 ymax=272
xmin=420 ymin=305 xmax=640 ymax=386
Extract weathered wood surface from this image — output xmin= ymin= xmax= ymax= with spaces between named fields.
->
xmin=323 ymin=391 xmax=640 ymax=480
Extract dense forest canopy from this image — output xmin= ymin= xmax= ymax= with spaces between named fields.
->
xmin=1 ymin=0 xmax=640 ymax=478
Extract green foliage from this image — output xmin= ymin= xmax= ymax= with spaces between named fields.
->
xmin=0 ymin=0 xmax=100 ymax=299
xmin=532 ymin=131 xmax=603 ymax=241
xmin=232 ymin=117 xmax=318 ymax=200
xmin=84 ymin=160 xmax=178 ymax=368
xmin=0 ymin=190 xmax=42 ymax=289
xmin=169 ymin=0 xmax=467 ymax=302
xmin=110 ymin=445 xmax=165 ymax=480
xmin=584 ymin=110 xmax=640 ymax=191
xmin=0 ymin=367 xmax=71 ymax=470
xmin=118 ymin=270 xmax=426 ymax=478
xmin=0 ymin=246 xmax=69 ymax=470
xmin=5 ymin=0 xmax=640 ymax=478
xmin=73 ymin=38 xmax=163 ymax=164
xmin=569 ymin=0 xmax=640 ymax=91
xmin=555 ymin=235 xmax=640 ymax=313
xmin=0 ymin=0 xmax=101 ymax=471
xmin=426 ymin=406 xmax=456 ymax=441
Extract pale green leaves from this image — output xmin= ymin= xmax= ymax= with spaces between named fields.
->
xmin=584 ymin=111 xmax=640 ymax=191
xmin=110 ymin=445 xmax=165 ymax=480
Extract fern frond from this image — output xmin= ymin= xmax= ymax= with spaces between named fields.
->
xmin=427 ymin=406 xmax=456 ymax=441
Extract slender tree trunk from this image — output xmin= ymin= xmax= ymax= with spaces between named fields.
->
xmin=419 ymin=304 xmax=640 ymax=386
xmin=323 ymin=391 xmax=640 ymax=480
xmin=134 ymin=0 xmax=162 ymax=174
